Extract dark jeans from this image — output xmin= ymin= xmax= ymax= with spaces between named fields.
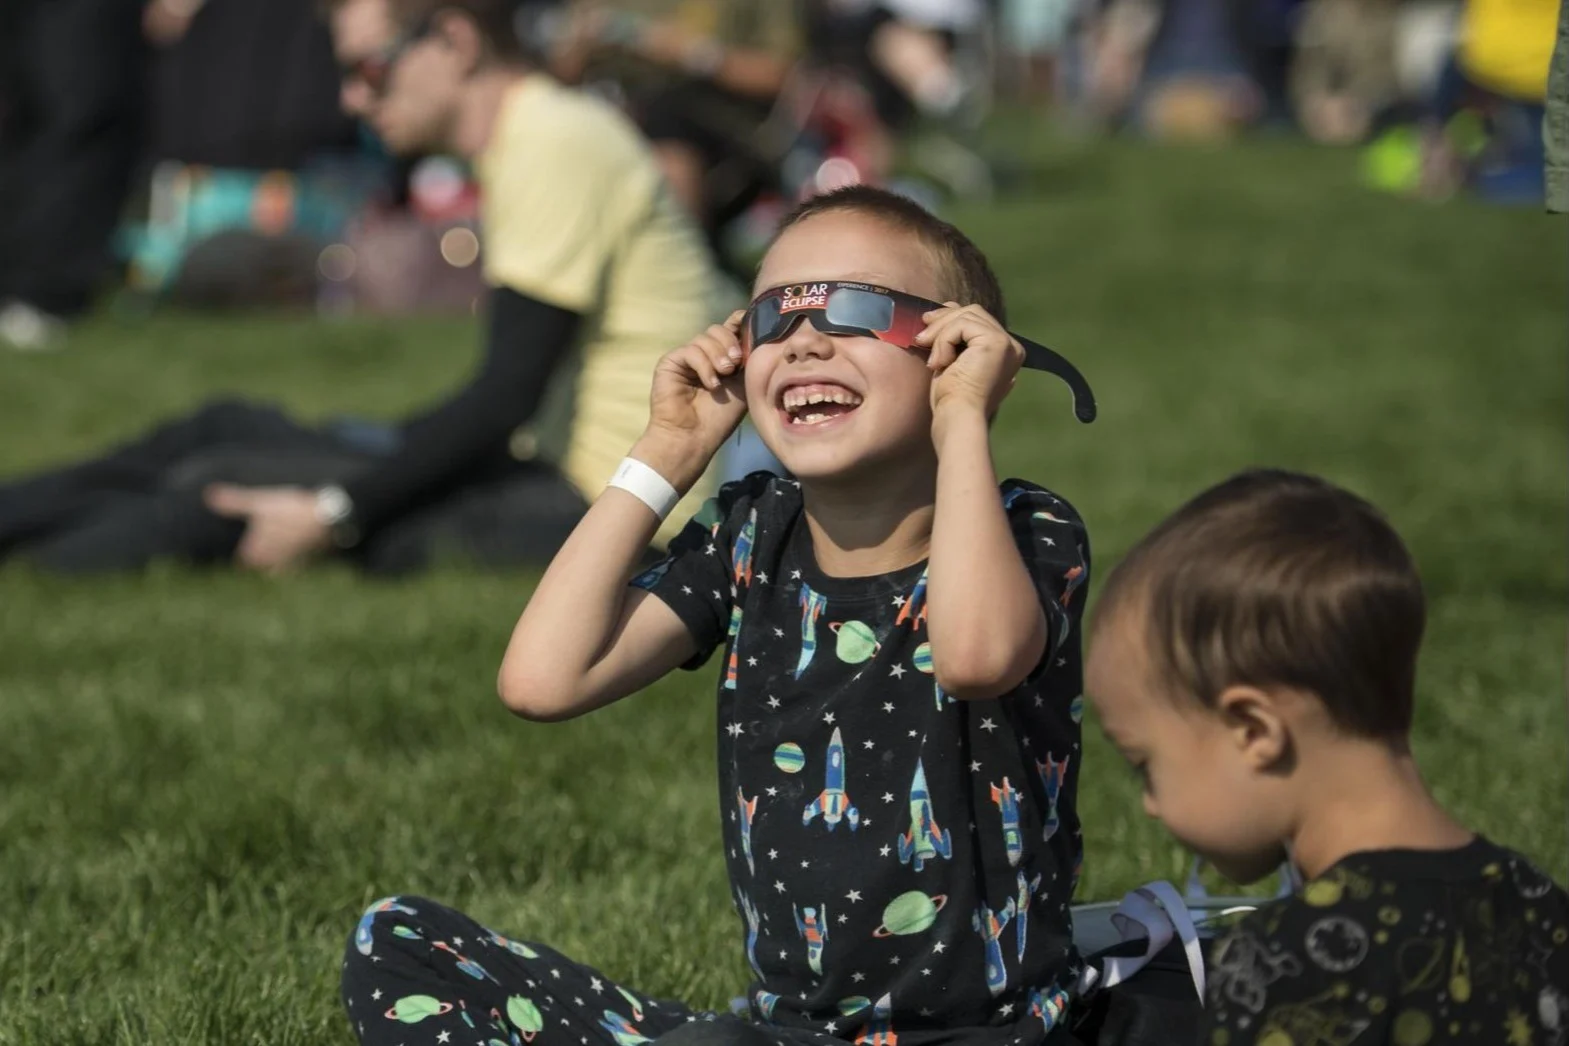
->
xmin=0 ymin=0 xmax=145 ymax=317
xmin=0 ymin=400 xmax=589 ymax=575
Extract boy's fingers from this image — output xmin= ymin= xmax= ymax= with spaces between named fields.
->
xmin=724 ymin=309 xmax=746 ymax=332
xmin=709 ymin=323 xmax=744 ymax=363
xmin=676 ymin=345 xmax=724 ymax=390
xmin=699 ymin=333 xmax=739 ymax=373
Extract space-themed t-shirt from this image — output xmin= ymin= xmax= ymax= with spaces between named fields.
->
xmin=1202 ymin=837 xmax=1569 ymax=1046
xmin=633 ymin=472 xmax=1093 ymax=1046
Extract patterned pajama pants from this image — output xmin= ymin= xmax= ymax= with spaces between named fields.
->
xmin=340 ymin=896 xmax=818 ymax=1046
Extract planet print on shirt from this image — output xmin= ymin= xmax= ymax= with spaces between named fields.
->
xmin=873 ymin=891 xmax=949 ymax=937
xmin=774 ymin=742 xmax=806 ymax=773
xmin=386 ymin=995 xmax=453 ymax=1023
xmin=832 ymin=620 xmax=880 ymax=664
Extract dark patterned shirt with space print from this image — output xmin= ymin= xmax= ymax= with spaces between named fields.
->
xmin=1202 ymin=837 xmax=1569 ymax=1046
xmin=633 ymin=472 xmax=1093 ymax=1046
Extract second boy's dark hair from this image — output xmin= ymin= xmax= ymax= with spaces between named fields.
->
xmin=1093 ymin=469 xmax=1425 ymax=740
xmin=774 ymin=186 xmax=1008 ymax=325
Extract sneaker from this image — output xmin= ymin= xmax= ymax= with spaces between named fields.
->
xmin=0 ymin=300 xmax=67 ymax=352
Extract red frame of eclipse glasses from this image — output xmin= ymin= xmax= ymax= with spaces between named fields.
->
xmin=741 ymin=282 xmax=1097 ymax=423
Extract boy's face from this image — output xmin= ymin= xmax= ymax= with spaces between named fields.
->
xmin=745 ymin=212 xmax=949 ymax=484
xmin=1085 ymin=609 xmax=1292 ymax=885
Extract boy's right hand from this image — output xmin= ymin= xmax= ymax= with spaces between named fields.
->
xmin=636 ymin=311 xmax=750 ymax=489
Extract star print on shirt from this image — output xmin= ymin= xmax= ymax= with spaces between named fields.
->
xmin=371 ymin=989 xmax=383 ymax=1001
xmin=852 ymin=972 xmax=865 ymax=982
xmin=838 ymin=914 xmax=849 ymax=924
xmin=932 ymin=941 xmax=946 ymax=953
xmin=727 ymin=722 xmax=744 ymax=737
xmin=437 ymin=1034 xmax=451 ymax=1044
xmin=889 ymin=664 xmax=906 ymax=678
xmin=775 ymin=881 xmax=787 ymax=893
xmin=758 ymin=572 xmax=769 ymax=584
xmin=767 ymin=696 xmax=781 ymax=709
xmin=998 ymin=1003 xmax=1014 ymax=1017
xmin=846 ymin=890 xmax=862 ymax=902
xmin=980 ymin=718 xmax=998 ymax=732
xmin=893 ymin=595 xmax=906 ymax=607
xmin=769 ymin=849 xmax=779 ymax=859
xmin=773 ymin=628 xmax=785 ymax=638
xmin=767 ymin=787 xmax=779 ymax=797
xmin=863 ymin=740 xmax=875 ymax=750
xmin=825 ymin=1022 xmax=839 ymax=1034
xmin=880 ymin=845 xmax=892 ymax=856
xmin=748 ymin=657 xmax=759 ymax=666
xmin=824 ymin=712 xmax=836 ymax=724
xmin=970 ymin=760 xmax=982 ymax=772
xmin=883 ymin=792 xmax=895 ymax=803
xmin=590 ymin=978 xmax=604 ymax=992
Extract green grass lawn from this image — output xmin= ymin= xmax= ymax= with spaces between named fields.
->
xmin=1 ymin=138 xmax=1564 ymax=1045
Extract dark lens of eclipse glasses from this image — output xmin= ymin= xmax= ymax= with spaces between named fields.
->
xmin=824 ymin=288 xmax=895 ymax=331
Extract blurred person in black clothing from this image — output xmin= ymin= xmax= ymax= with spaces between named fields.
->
xmin=143 ymin=0 xmax=361 ymax=172
xmin=0 ymin=0 xmax=146 ymax=350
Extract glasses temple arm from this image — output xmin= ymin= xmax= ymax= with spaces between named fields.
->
xmin=1016 ymin=335 xmax=1098 ymax=424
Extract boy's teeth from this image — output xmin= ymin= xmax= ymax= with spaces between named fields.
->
xmin=781 ymin=386 xmax=864 ymax=412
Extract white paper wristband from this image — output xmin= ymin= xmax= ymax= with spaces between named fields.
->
xmin=607 ymin=457 xmax=682 ymax=521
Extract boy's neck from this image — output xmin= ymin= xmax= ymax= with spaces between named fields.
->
xmin=800 ymin=463 xmax=938 ymax=578
xmin=1286 ymin=738 xmax=1473 ymax=880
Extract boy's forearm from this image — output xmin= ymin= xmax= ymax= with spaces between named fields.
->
xmin=926 ymin=409 xmax=1047 ymax=699
xmin=499 ymin=434 xmax=708 ymax=712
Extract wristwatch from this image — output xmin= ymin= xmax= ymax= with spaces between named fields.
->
xmin=313 ymin=484 xmax=361 ymax=549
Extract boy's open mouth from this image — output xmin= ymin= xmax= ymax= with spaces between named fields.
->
xmin=778 ymin=383 xmax=864 ymax=427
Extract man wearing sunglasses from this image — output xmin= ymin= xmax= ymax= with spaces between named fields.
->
xmin=0 ymin=0 xmax=727 ymax=574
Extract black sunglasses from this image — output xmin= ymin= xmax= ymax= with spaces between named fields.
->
xmin=339 ymin=16 xmax=435 ymax=95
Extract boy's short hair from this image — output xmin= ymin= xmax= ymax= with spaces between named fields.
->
xmin=320 ymin=0 xmax=528 ymax=63
xmin=1093 ymin=469 xmax=1425 ymax=740
xmin=774 ymin=186 xmax=1008 ymax=325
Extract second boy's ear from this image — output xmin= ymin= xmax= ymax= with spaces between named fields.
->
xmin=1215 ymin=684 xmax=1292 ymax=773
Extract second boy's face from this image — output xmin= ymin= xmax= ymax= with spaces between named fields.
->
xmin=1086 ymin=612 xmax=1291 ymax=886
xmin=745 ymin=212 xmax=949 ymax=484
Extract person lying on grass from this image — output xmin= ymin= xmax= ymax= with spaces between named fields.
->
xmin=1084 ymin=468 xmax=1569 ymax=1046
xmin=339 ymin=184 xmax=1097 ymax=1046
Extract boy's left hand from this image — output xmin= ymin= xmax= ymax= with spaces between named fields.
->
xmin=917 ymin=302 xmax=1024 ymax=433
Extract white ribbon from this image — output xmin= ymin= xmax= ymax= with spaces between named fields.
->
xmin=1075 ymin=859 xmax=1301 ymax=1003
xmin=1075 ymin=880 xmax=1206 ymax=1000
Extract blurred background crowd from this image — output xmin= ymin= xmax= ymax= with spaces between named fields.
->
xmin=0 ymin=0 xmax=1557 ymax=351
xmin=0 ymin=0 xmax=1559 ymax=579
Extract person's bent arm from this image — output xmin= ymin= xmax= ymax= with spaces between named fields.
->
xmin=498 ymin=315 xmax=749 ymax=722
xmin=338 ymin=288 xmax=578 ymax=538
